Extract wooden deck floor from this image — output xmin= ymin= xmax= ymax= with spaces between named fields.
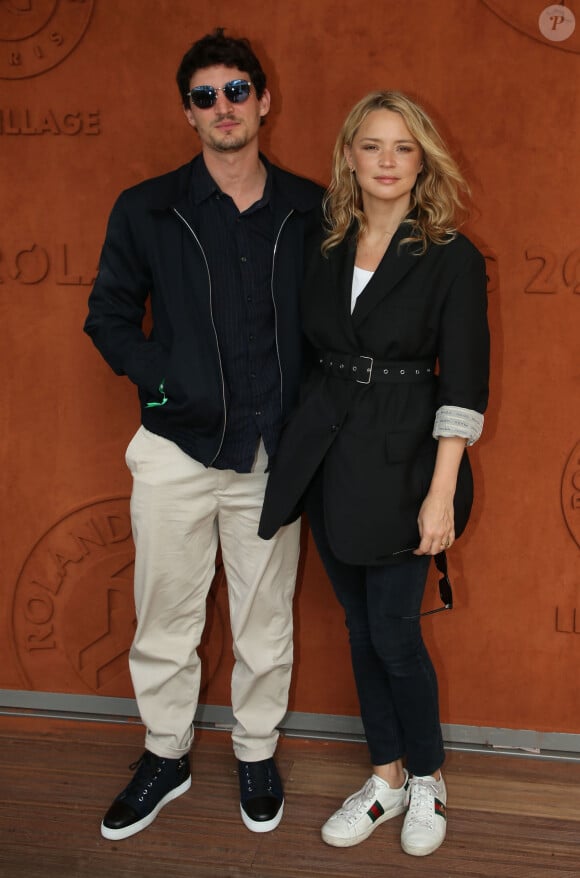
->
xmin=0 ymin=714 xmax=579 ymax=877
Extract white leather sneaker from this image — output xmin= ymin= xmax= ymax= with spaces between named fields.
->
xmin=321 ymin=771 xmax=409 ymax=847
xmin=401 ymin=774 xmax=447 ymax=856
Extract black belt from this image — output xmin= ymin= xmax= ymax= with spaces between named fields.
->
xmin=316 ymin=350 xmax=435 ymax=385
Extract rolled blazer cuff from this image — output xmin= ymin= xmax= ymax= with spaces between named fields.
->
xmin=433 ymin=405 xmax=484 ymax=446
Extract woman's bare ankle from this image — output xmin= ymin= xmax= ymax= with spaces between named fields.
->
xmin=373 ymin=761 xmax=406 ymax=789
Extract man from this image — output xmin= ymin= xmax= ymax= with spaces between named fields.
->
xmin=84 ymin=28 xmax=322 ymax=840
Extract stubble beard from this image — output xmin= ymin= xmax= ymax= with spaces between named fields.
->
xmin=209 ymin=119 xmax=249 ymax=153
xmin=211 ymin=134 xmax=249 ymax=152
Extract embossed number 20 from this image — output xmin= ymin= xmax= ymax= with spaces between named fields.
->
xmin=525 ymin=248 xmax=580 ymax=294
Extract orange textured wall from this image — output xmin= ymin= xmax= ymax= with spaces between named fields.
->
xmin=1 ymin=0 xmax=579 ymax=735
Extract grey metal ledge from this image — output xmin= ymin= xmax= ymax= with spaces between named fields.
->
xmin=1 ymin=689 xmax=579 ymax=762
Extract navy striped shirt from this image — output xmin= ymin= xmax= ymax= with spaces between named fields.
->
xmin=191 ymin=157 xmax=281 ymax=473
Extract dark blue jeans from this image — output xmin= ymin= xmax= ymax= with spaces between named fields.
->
xmin=306 ymin=480 xmax=445 ymax=777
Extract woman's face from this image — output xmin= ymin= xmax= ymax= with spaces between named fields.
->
xmin=344 ymin=109 xmax=424 ymax=212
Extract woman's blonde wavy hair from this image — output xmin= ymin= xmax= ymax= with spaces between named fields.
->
xmin=322 ymin=91 xmax=469 ymax=255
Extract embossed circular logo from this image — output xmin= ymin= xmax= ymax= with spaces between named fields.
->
xmin=12 ymin=498 xmax=225 ymax=695
xmin=0 ymin=0 xmax=95 ymax=80
xmin=561 ymin=441 xmax=580 ymax=550
xmin=482 ymin=1 xmax=579 ymax=53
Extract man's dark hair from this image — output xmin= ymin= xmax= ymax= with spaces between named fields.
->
xmin=176 ymin=28 xmax=267 ymax=107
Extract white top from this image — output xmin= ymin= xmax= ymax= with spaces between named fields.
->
xmin=351 ymin=266 xmax=374 ymax=313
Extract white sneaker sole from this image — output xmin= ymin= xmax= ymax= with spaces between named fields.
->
xmin=321 ymin=801 xmax=407 ymax=848
xmin=240 ymin=799 xmax=284 ymax=833
xmin=100 ymin=775 xmax=192 ymax=840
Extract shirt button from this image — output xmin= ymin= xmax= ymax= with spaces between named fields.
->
xmin=249 ymin=334 xmax=255 ymax=341
xmin=255 ymin=410 xmax=262 ymax=416
xmin=240 ymin=256 xmax=247 ymax=263
xmin=330 ymin=424 xmax=339 ymax=432
xmin=250 ymin=372 xmax=256 ymax=379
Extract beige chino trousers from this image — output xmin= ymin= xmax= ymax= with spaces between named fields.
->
xmin=126 ymin=426 xmax=301 ymax=762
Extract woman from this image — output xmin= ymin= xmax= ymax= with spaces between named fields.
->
xmin=259 ymin=91 xmax=489 ymax=857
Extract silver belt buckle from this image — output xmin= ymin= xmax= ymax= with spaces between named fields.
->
xmin=356 ymin=355 xmax=373 ymax=384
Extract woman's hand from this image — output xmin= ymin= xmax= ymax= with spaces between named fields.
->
xmin=413 ymin=436 xmax=466 ymax=556
xmin=414 ymin=490 xmax=455 ymax=555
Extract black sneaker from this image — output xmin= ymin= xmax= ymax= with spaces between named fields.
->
xmin=238 ymin=757 xmax=284 ymax=833
xmin=101 ymin=750 xmax=191 ymax=840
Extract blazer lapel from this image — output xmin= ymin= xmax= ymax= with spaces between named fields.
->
xmin=351 ymin=225 xmax=420 ymax=327
xmin=328 ymin=237 xmax=360 ymax=345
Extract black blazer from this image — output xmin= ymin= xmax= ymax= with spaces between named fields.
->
xmin=259 ymin=224 xmax=490 ymax=565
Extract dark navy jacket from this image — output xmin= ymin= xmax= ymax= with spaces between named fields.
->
xmin=84 ymin=155 xmax=323 ymax=465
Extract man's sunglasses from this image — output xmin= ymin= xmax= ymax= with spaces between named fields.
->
xmin=187 ymin=79 xmax=252 ymax=110
xmin=397 ymin=551 xmax=454 ymax=621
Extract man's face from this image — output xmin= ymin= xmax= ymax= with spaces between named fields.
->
xmin=184 ymin=64 xmax=270 ymax=154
